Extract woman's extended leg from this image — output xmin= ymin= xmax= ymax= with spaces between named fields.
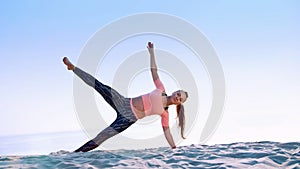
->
xmin=73 ymin=67 xmax=127 ymax=112
xmin=63 ymin=57 xmax=125 ymax=112
xmin=74 ymin=99 xmax=137 ymax=152
xmin=63 ymin=57 xmax=137 ymax=152
xmin=74 ymin=116 xmax=136 ymax=152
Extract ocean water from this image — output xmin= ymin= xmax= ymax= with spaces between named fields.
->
xmin=1 ymin=140 xmax=299 ymax=168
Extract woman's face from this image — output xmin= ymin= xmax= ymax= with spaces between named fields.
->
xmin=171 ymin=90 xmax=188 ymax=105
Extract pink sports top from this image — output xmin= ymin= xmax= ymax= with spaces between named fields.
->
xmin=130 ymin=78 xmax=169 ymax=127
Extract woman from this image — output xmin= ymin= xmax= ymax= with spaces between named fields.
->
xmin=63 ymin=42 xmax=188 ymax=152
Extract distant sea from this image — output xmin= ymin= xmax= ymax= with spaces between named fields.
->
xmin=0 ymin=132 xmax=299 ymax=168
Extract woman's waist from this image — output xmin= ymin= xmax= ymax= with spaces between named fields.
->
xmin=131 ymin=96 xmax=146 ymax=119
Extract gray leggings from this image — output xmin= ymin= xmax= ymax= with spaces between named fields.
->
xmin=73 ymin=67 xmax=137 ymax=152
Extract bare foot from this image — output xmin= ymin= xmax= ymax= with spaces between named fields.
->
xmin=63 ymin=57 xmax=75 ymax=70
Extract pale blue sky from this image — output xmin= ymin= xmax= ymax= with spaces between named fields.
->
xmin=1 ymin=0 xmax=299 ymax=146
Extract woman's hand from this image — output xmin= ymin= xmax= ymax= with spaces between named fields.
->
xmin=147 ymin=42 xmax=154 ymax=55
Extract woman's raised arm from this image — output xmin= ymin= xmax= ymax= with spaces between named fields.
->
xmin=147 ymin=42 xmax=159 ymax=81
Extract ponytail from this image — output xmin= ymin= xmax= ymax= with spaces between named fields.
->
xmin=176 ymin=104 xmax=186 ymax=139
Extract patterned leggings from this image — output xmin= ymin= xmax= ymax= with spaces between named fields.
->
xmin=73 ymin=68 xmax=137 ymax=152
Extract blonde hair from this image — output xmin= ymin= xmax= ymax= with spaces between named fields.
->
xmin=176 ymin=101 xmax=187 ymax=139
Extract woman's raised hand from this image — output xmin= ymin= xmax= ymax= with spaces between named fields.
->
xmin=147 ymin=42 xmax=154 ymax=55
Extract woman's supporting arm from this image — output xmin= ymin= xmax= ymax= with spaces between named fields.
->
xmin=163 ymin=126 xmax=176 ymax=149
